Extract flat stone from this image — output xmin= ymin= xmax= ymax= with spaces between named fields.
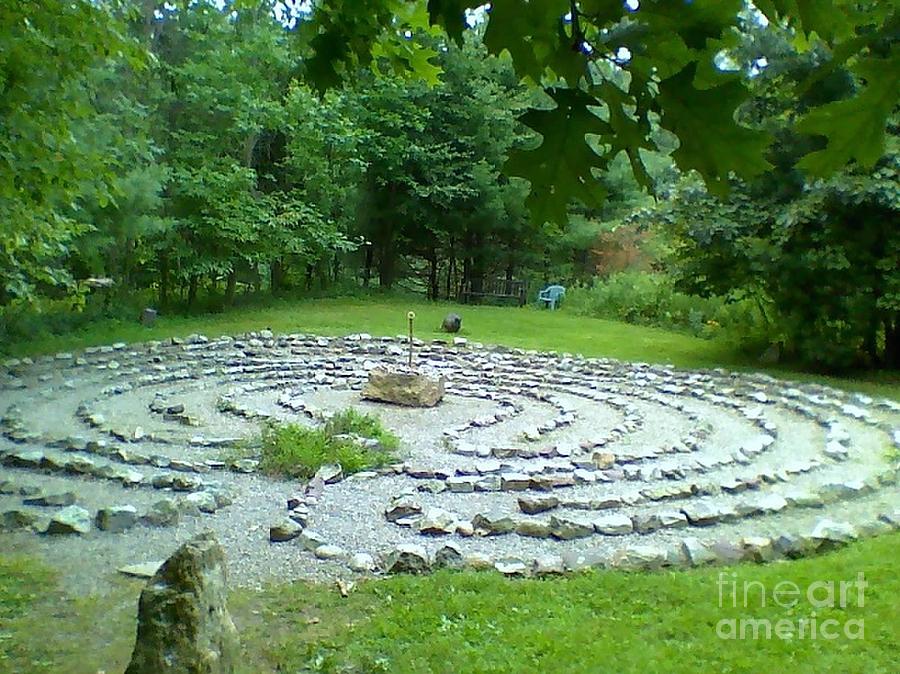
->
xmin=472 ymin=512 xmax=516 ymax=536
xmin=632 ymin=511 xmax=688 ymax=533
xmin=533 ymin=554 xmax=565 ymax=576
xmin=96 ymin=505 xmax=138 ymax=533
xmin=592 ymin=513 xmax=634 ymax=535
xmin=384 ymin=543 xmax=430 ymax=574
xmin=46 ymin=505 xmax=91 ymax=534
xmin=118 ymin=561 xmax=164 ymax=578
xmin=314 ymin=545 xmax=347 ymax=561
xmin=23 ymin=492 xmax=77 ymax=507
xmin=494 ymin=558 xmax=528 ymax=576
xmin=142 ymin=499 xmax=180 ymax=527
xmin=612 ymin=545 xmax=666 ymax=570
xmin=809 ymin=518 xmax=858 ymax=549
xmin=184 ymin=491 xmax=218 ymax=514
xmin=517 ymin=496 xmax=559 ymax=515
xmin=314 ymin=463 xmax=343 ymax=484
xmin=417 ymin=508 xmax=458 ymax=535
xmin=592 ymin=452 xmax=615 ymax=469
xmin=385 ymin=496 xmax=422 ymax=522
xmin=549 ymin=515 xmax=594 ymax=540
xmin=741 ymin=536 xmax=776 ymax=562
xmin=299 ymin=530 xmax=327 ymax=551
xmin=348 ymin=553 xmax=376 ymax=572
xmin=681 ymin=537 xmax=717 ymax=566
xmin=515 ymin=520 xmax=552 ymax=538
xmin=270 ymin=519 xmax=303 ymax=542
xmin=446 ymin=476 xmax=476 ymax=493
xmin=500 ymin=472 xmax=531 ymax=491
xmin=1 ymin=509 xmax=41 ymax=531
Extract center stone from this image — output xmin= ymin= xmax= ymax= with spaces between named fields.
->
xmin=362 ymin=366 xmax=445 ymax=407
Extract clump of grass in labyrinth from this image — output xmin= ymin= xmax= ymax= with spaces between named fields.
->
xmin=324 ymin=408 xmax=400 ymax=451
xmin=258 ymin=409 xmax=397 ymax=479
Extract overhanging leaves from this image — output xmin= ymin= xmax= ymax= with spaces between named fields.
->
xmin=505 ymin=87 xmax=609 ymax=224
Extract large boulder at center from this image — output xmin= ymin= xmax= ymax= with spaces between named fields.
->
xmin=125 ymin=532 xmax=239 ymax=674
xmin=362 ymin=367 xmax=444 ymax=407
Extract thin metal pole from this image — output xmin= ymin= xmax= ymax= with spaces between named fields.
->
xmin=407 ymin=311 xmax=415 ymax=368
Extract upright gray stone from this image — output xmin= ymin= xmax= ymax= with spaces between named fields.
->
xmin=125 ymin=533 xmax=238 ymax=674
xmin=97 ymin=505 xmax=138 ymax=533
xmin=46 ymin=505 xmax=91 ymax=534
xmin=441 ymin=313 xmax=462 ymax=333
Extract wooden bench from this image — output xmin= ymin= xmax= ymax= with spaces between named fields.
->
xmin=459 ymin=278 xmax=527 ymax=307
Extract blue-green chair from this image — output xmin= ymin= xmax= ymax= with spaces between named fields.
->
xmin=538 ymin=285 xmax=565 ymax=310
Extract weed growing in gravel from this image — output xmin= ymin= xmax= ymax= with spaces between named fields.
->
xmin=324 ymin=408 xmax=400 ymax=451
xmin=258 ymin=411 xmax=396 ymax=479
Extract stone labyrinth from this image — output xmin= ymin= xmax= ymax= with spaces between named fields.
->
xmin=1 ymin=331 xmax=899 ymax=584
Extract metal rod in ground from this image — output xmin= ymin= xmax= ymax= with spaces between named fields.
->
xmin=407 ymin=311 xmax=415 ymax=368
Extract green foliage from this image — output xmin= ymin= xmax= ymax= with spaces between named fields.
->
xmin=324 ymin=408 xmax=400 ymax=452
xmin=258 ymin=414 xmax=396 ymax=479
xmin=567 ymin=271 xmax=768 ymax=347
xmin=301 ymin=0 xmax=897 ymax=223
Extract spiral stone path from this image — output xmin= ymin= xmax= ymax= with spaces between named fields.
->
xmin=1 ymin=331 xmax=898 ymax=588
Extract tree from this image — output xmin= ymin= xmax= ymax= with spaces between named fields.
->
xmin=299 ymin=0 xmax=899 ymax=223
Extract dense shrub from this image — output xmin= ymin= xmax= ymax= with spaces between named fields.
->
xmin=566 ymin=271 xmax=771 ymax=349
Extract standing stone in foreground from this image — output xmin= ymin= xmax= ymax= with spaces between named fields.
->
xmin=125 ymin=532 xmax=239 ymax=674
xmin=362 ymin=367 xmax=444 ymax=407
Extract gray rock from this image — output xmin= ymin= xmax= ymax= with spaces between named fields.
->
xmin=314 ymin=463 xmax=343 ymax=485
xmin=441 ymin=313 xmax=462 ymax=333
xmin=740 ymin=536 xmax=776 ymax=562
xmin=185 ymin=491 xmax=219 ymax=514
xmin=118 ymin=561 xmax=164 ymax=578
xmin=1 ymin=509 xmax=40 ymax=531
xmin=314 ymin=545 xmax=347 ymax=561
xmin=515 ymin=520 xmax=552 ymax=538
xmin=269 ymin=520 xmax=303 ymax=542
xmin=417 ymin=508 xmax=458 ymax=535
xmin=142 ymin=499 xmax=181 ymax=527
xmin=97 ymin=505 xmax=139 ymax=533
xmin=517 ymin=496 xmax=560 ymax=515
xmin=124 ymin=533 xmax=238 ymax=674
xmin=681 ymin=501 xmax=728 ymax=526
xmin=348 ymin=553 xmax=376 ymax=572
xmin=446 ymin=476 xmax=477 ymax=493
xmin=494 ymin=558 xmax=528 ymax=576
xmin=612 ymin=545 xmax=666 ymax=570
xmin=299 ymin=530 xmax=327 ymax=552
xmin=549 ymin=515 xmax=594 ymax=540
xmin=362 ymin=367 xmax=445 ymax=407
xmin=681 ymin=537 xmax=717 ymax=566
xmin=384 ymin=543 xmax=430 ymax=574
xmin=23 ymin=491 xmax=77 ymax=507
xmin=500 ymin=472 xmax=531 ymax=491
xmin=472 ymin=512 xmax=516 ymax=536
xmin=533 ymin=554 xmax=565 ymax=576
xmin=45 ymin=505 xmax=91 ymax=534
xmin=592 ymin=513 xmax=634 ymax=535
xmin=433 ymin=543 xmax=465 ymax=570
xmin=632 ymin=511 xmax=688 ymax=533
xmin=809 ymin=518 xmax=858 ymax=550
xmin=384 ymin=496 xmax=422 ymax=522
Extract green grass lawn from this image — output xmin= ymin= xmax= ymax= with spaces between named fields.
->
xmin=1 ymin=297 xmax=899 ymax=673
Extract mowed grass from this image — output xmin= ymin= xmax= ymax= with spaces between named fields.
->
xmin=2 ymin=534 xmax=898 ymax=673
xmin=5 ymin=295 xmax=899 ymax=399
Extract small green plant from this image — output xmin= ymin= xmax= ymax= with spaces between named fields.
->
xmin=324 ymin=408 xmax=400 ymax=451
xmin=257 ymin=409 xmax=397 ymax=479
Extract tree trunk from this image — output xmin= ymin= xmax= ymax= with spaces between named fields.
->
xmin=158 ymin=253 xmax=170 ymax=309
xmin=225 ymin=270 xmax=237 ymax=306
xmin=187 ymin=275 xmax=199 ymax=310
xmin=427 ymin=248 xmax=438 ymax=301
xmin=363 ymin=245 xmax=373 ymax=288
xmin=885 ymin=316 xmax=900 ymax=370
xmin=270 ymin=259 xmax=284 ymax=294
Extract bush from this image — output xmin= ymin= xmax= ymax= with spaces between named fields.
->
xmin=257 ymin=410 xmax=397 ymax=479
xmin=567 ymin=271 xmax=770 ymax=346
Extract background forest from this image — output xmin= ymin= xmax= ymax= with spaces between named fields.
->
xmin=1 ymin=0 xmax=897 ymax=372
